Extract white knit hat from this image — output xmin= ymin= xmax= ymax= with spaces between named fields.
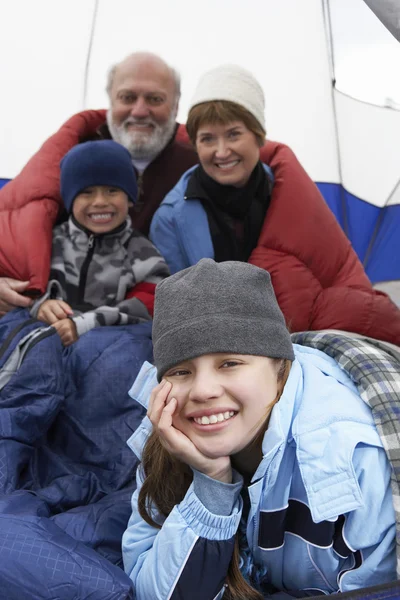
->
xmin=189 ymin=64 xmax=266 ymax=132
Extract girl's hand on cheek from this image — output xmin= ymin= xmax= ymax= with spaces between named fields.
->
xmin=148 ymin=381 xmax=232 ymax=483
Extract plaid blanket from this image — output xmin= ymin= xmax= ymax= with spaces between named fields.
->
xmin=292 ymin=331 xmax=400 ymax=578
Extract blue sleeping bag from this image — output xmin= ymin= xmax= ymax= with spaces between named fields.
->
xmin=0 ymin=308 xmax=153 ymax=599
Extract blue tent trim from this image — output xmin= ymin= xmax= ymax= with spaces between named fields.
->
xmin=316 ymin=182 xmax=399 ymax=283
xmin=0 ymin=178 xmax=9 ymax=189
xmin=364 ymin=203 xmax=400 ymax=283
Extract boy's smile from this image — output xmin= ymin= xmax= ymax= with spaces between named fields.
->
xmin=72 ymin=186 xmax=130 ymax=234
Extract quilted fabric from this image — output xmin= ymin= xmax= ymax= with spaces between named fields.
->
xmin=0 ymin=309 xmax=153 ymax=598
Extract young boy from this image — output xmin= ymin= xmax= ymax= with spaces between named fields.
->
xmin=31 ymin=140 xmax=169 ymax=346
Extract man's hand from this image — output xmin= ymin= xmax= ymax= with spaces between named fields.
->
xmin=37 ymin=299 xmax=73 ymax=325
xmin=52 ymin=318 xmax=78 ymax=346
xmin=0 ymin=278 xmax=33 ymax=316
xmin=148 ymin=380 xmax=232 ymax=483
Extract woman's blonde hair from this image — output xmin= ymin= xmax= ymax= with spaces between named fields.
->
xmin=138 ymin=358 xmax=291 ymax=600
xmin=187 ymin=100 xmax=266 ymax=148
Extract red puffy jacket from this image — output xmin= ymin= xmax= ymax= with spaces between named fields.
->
xmin=250 ymin=141 xmax=400 ymax=342
xmin=0 ymin=110 xmax=107 ymax=294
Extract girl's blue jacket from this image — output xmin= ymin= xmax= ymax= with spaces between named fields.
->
xmin=122 ymin=345 xmax=396 ymax=599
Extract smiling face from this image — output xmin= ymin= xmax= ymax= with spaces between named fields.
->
xmin=107 ymin=54 xmax=178 ymax=160
xmin=72 ymin=186 xmax=129 ymax=234
xmin=163 ymin=353 xmax=280 ymax=460
xmin=195 ymin=120 xmax=261 ymax=188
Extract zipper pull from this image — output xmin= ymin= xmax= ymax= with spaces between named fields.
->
xmin=88 ymin=234 xmax=95 ymax=249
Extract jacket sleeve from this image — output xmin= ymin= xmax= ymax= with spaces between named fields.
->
xmin=251 ymin=142 xmax=400 ymax=345
xmin=337 ymin=445 xmax=396 ymax=591
xmin=73 ymin=238 xmax=169 ymax=335
xmin=30 ymin=279 xmax=65 ymax=318
xmin=308 ymin=238 xmax=400 ymax=343
xmin=123 ymin=238 xmax=170 ymax=315
xmin=251 ymin=245 xmax=400 ymax=345
xmin=72 ymin=298 xmax=152 ymax=336
xmin=150 ymin=203 xmax=190 ymax=274
xmin=122 ymin=467 xmax=242 ymax=600
xmin=125 ymin=281 xmax=157 ymax=316
xmin=0 ymin=110 xmax=107 ymax=293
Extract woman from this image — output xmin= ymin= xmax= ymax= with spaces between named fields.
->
xmin=150 ymin=64 xmax=400 ymax=345
xmin=122 ymin=259 xmax=395 ymax=599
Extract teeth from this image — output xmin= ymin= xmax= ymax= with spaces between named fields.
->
xmin=217 ymin=161 xmax=239 ymax=169
xmin=89 ymin=213 xmax=113 ymax=220
xmin=194 ymin=411 xmax=235 ymax=425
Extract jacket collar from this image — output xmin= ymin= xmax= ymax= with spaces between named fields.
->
xmin=126 ymin=350 xmax=370 ymax=522
xmin=67 ymin=215 xmax=132 ymax=246
xmin=253 ymin=346 xmax=371 ymax=521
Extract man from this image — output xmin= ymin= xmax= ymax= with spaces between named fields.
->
xmin=103 ymin=52 xmax=197 ymax=234
xmin=0 ymin=53 xmax=197 ymax=314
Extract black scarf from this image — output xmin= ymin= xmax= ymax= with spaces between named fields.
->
xmin=185 ymin=162 xmax=272 ymax=262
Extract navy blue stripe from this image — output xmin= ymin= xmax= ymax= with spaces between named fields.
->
xmin=170 ymin=536 xmax=234 ymax=600
xmin=258 ymin=505 xmax=288 ymax=549
xmin=259 ymin=499 xmax=354 ymax=555
xmin=332 ymin=514 xmax=351 ymax=558
xmin=338 ymin=550 xmax=363 ymax=583
xmin=286 ymin=500 xmax=335 ymax=547
xmin=259 ymin=499 xmax=336 ymax=549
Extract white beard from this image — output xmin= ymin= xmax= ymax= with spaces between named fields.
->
xmin=106 ymin=109 xmax=176 ymax=161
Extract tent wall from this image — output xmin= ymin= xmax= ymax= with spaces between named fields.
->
xmin=0 ymin=0 xmax=398 ymax=288
xmin=0 ymin=0 xmax=339 ymax=183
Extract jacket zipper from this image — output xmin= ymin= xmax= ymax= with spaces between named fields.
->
xmin=134 ymin=173 xmax=144 ymax=211
xmin=250 ymin=445 xmax=283 ymax=557
xmin=77 ymin=234 xmax=95 ymax=304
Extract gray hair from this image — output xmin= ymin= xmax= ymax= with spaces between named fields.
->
xmin=105 ymin=53 xmax=181 ymax=105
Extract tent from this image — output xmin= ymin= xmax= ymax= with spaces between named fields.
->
xmin=0 ymin=2 xmax=400 ymax=598
xmin=0 ymin=0 xmax=399 ymax=300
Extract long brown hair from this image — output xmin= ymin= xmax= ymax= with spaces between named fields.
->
xmin=138 ymin=358 xmax=292 ymax=600
xmin=187 ymin=99 xmax=266 ymax=148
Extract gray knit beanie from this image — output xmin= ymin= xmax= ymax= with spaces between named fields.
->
xmin=153 ymin=259 xmax=294 ymax=380
xmin=189 ymin=64 xmax=266 ymax=132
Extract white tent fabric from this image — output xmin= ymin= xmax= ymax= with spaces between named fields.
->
xmin=0 ymin=0 xmax=399 ymax=295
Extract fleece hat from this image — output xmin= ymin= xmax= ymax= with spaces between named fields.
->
xmin=189 ymin=64 xmax=266 ymax=132
xmin=153 ymin=258 xmax=294 ymax=379
xmin=60 ymin=140 xmax=138 ymax=212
